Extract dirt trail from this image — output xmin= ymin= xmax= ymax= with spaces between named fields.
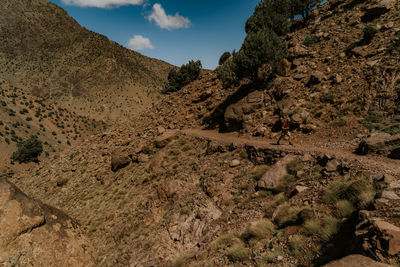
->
xmin=182 ymin=129 xmax=400 ymax=176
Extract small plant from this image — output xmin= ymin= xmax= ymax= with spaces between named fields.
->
xmin=334 ymin=200 xmax=355 ymax=218
xmin=287 ymin=159 xmax=301 ymax=176
xmin=241 ymin=219 xmax=274 ymax=241
xmin=264 ymin=193 xmax=287 ymax=217
xmin=289 ymin=234 xmax=308 ymax=256
xmin=303 ymin=34 xmax=320 ymax=46
xmin=226 ymin=242 xmax=251 ymax=262
xmin=251 ymin=165 xmax=269 ymax=181
xmin=273 ymin=203 xmax=305 ymax=228
xmin=320 ymin=92 xmax=335 ymax=104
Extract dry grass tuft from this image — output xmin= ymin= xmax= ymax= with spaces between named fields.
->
xmin=251 ymin=165 xmax=269 ymax=181
xmin=226 ymin=243 xmax=251 ymax=262
xmin=334 ymin=200 xmax=355 ymax=218
xmin=264 ymin=193 xmax=287 ymax=218
xmin=241 ymin=219 xmax=275 ymax=241
xmin=322 ymin=173 xmax=376 ymax=209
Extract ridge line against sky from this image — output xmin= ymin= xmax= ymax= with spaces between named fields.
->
xmin=49 ymin=0 xmax=259 ymax=69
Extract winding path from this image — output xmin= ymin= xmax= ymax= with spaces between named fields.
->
xmin=182 ymin=128 xmax=400 ymax=176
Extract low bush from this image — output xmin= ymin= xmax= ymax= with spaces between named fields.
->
xmin=303 ymin=35 xmax=320 ymax=46
xmin=11 ymin=135 xmax=43 ymax=163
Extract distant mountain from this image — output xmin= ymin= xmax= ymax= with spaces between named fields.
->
xmin=0 ymin=0 xmax=173 ymax=120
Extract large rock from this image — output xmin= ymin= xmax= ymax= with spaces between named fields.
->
xmin=355 ymin=133 xmax=400 ymax=156
xmin=224 ymin=90 xmax=264 ymax=131
xmin=154 ymin=130 xmax=180 ymax=148
xmin=373 ymin=220 xmax=400 ymax=256
xmin=257 ymin=155 xmax=297 ymax=192
xmin=0 ymin=178 xmax=96 ymax=266
xmin=388 ymin=147 xmax=400 ymax=159
xmin=362 ymin=0 xmax=396 ymax=22
xmin=111 ymin=149 xmax=132 ymax=172
xmin=322 ymin=254 xmax=393 ymax=267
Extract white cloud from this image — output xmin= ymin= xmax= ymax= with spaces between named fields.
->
xmin=127 ymin=35 xmax=154 ymax=50
xmin=61 ymin=0 xmax=144 ymax=8
xmin=147 ymin=3 xmax=191 ymax=30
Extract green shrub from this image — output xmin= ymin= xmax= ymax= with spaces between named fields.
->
xmin=216 ymin=60 xmax=238 ymax=88
xmin=303 ymin=34 xmax=320 ymax=46
xmin=219 ymin=51 xmax=232 ymax=65
xmin=163 ymin=60 xmax=202 ymax=93
xmin=233 ymin=28 xmax=287 ymax=80
xmin=363 ymin=25 xmax=377 ymax=44
xmin=11 ymin=135 xmax=43 ymax=163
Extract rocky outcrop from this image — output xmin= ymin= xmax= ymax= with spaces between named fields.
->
xmin=356 ymin=218 xmax=400 ymax=258
xmin=362 ymin=0 xmax=396 ymax=22
xmin=0 ymin=178 xmax=96 ymax=266
xmin=224 ymin=90 xmax=264 ymax=131
xmin=322 ymin=254 xmax=393 ymax=267
xmin=257 ymin=155 xmax=297 ymax=192
xmin=355 ymin=133 xmax=400 ymax=156
xmin=111 ymin=148 xmax=132 ymax=172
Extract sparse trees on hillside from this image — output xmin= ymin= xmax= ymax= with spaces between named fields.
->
xmin=233 ymin=28 xmax=287 ymax=81
xmin=217 ymin=0 xmax=321 ymax=88
xmin=162 ymin=60 xmax=202 ymax=93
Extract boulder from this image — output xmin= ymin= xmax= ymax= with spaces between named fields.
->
xmin=308 ymin=71 xmax=326 ymax=84
xmin=362 ymin=0 xmax=396 ymax=22
xmin=224 ymin=90 xmax=264 ymax=131
xmin=154 ymin=130 xmax=180 ymax=148
xmin=111 ymin=149 xmax=132 ymax=172
xmin=381 ymin=190 xmax=400 ymax=200
xmin=351 ymin=46 xmax=375 ymax=58
xmin=289 ymin=44 xmax=310 ymax=58
xmin=257 ymin=155 xmax=297 ymax=192
xmin=373 ymin=220 xmax=400 ymax=256
xmin=322 ymin=254 xmax=392 ymax=267
xmin=229 ymin=159 xmax=240 ymax=168
xmin=325 ymin=159 xmax=340 ymax=172
xmin=0 ymin=178 xmax=97 ymax=267
xmin=388 ymin=147 xmax=400 ymax=159
xmin=355 ymin=133 xmax=400 ymax=155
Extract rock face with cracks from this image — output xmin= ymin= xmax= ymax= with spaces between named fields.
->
xmin=0 ymin=178 xmax=97 ymax=267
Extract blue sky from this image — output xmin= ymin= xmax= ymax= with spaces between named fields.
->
xmin=47 ymin=0 xmax=259 ymax=69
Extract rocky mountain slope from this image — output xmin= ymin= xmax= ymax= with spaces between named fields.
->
xmin=0 ymin=79 xmax=106 ymax=172
xmin=4 ymin=0 xmax=400 ymax=266
xmin=0 ymin=0 xmax=173 ymax=121
xmin=0 ymin=178 xmax=96 ymax=266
